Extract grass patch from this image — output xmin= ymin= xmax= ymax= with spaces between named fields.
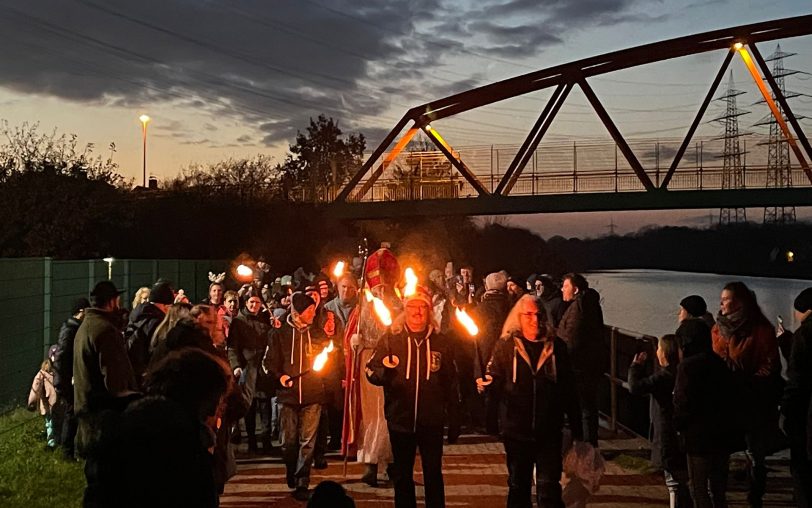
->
xmin=612 ymin=453 xmax=659 ymax=475
xmin=0 ymin=408 xmax=84 ymax=508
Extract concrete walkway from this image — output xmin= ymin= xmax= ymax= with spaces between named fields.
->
xmin=221 ymin=429 xmax=794 ymax=507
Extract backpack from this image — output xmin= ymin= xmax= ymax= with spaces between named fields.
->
xmin=125 ymin=317 xmax=153 ymax=386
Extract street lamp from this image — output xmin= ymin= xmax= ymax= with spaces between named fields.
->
xmin=139 ymin=114 xmax=151 ymax=187
xmin=103 ymin=257 xmax=114 ymax=280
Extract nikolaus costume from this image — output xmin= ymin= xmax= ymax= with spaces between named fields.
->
xmin=342 ymin=248 xmax=401 ymax=479
xmin=365 ymin=285 xmax=460 ymax=508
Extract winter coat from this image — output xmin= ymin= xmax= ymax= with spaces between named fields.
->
xmin=711 ymin=318 xmax=783 ymax=429
xmin=53 ymin=316 xmax=82 ymax=401
xmin=539 ymin=287 xmax=566 ymax=328
xmin=485 ymin=334 xmax=582 ymax=442
xmin=263 ymin=316 xmax=328 ymax=407
xmin=227 ymin=308 xmax=272 ymax=370
xmin=125 ymin=303 xmax=166 ymax=387
xmin=474 ymin=291 xmax=511 ymax=371
xmin=628 ymin=363 xmax=684 ymax=471
xmin=73 ymin=308 xmax=139 ymax=457
xmin=96 ymin=395 xmax=218 ymax=508
xmin=366 ymin=326 xmax=460 ymax=433
xmin=28 ymin=368 xmax=57 ymax=415
xmin=781 ymin=314 xmax=812 ymax=457
xmin=557 ymin=288 xmax=606 ymax=376
xmin=673 ymin=351 xmax=745 ymax=454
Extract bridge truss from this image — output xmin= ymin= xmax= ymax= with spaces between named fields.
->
xmin=331 ymin=15 xmax=812 ymax=219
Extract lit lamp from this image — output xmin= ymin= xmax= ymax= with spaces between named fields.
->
xmin=139 ymin=114 xmax=151 ymax=188
xmin=103 ymin=257 xmax=114 ymax=280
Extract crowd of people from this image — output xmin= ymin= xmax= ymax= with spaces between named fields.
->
xmin=25 ymin=244 xmax=812 ymax=508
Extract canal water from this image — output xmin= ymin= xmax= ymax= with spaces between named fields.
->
xmin=586 ymin=269 xmax=812 ymax=338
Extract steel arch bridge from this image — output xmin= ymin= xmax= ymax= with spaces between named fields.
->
xmin=329 ymin=14 xmax=812 ymax=219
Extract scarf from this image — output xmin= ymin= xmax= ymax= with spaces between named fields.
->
xmin=716 ymin=308 xmax=749 ymax=338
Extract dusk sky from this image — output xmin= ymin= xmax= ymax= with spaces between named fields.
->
xmin=1 ymin=0 xmax=811 ymax=237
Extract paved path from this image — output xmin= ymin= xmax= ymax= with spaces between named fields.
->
xmin=221 ymin=430 xmax=794 ymax=507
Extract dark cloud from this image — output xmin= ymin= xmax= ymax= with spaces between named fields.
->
xmin=0 ymin=0 xmax=667 ymax=148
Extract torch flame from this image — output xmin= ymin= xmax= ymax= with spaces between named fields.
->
xmin=236 ymin=264 xmax=253 ymax=278
xmin=455 ymin=307 xmax=479 ymax=336
xmin=333 ymin=261 xmax=346 ymax=278
xmin=312 ymin=340 xmax=335 ymax=372
xmin=403 ymin=267 xmax=418 ymax=297
xmin=364 ymin=289 xmax=392 ymax=326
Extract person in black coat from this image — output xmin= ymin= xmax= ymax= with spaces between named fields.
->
xmin=628 ymin=334 xmax=691 ymax=508
xmin=53 ymin=297 xmax=89 ymax=459
xmin=95 ymin=347 xmax=232 ymax=508
xmin=781 ymin=288 xmax=812 ymax=508
xmin=474 ymin=273 xmax=511 ymax=434
xmin=480 ymin=294 xmax=582 ymax=508
xmin=558 ymin=273 xmax=605 ymax=446
xmin=263 ymin=292 xmax=329 ymax=501
xmin=536 ymin=276 xmax=566 ymax=328
xmin=673 ymin=319 xmax=744 ymax=508
xmin=228 ymin=291 xmax=272 ymax=453
xmin=366 ymin=286 xmax=460 ymax=508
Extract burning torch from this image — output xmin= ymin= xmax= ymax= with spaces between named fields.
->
xmin=280 ymin=340 xmax=335 ymax=387
xmin=456 ymin=307 xmax=490 ymax=386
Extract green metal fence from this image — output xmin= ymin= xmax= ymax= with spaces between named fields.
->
xmin=0 ymin=258 xmax=225 ymax=410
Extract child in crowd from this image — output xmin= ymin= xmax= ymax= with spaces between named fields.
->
xmin=27 ymin=349 xmax=59 ymax=448
xmin=628 ymin=334 xmax=690 ymax=508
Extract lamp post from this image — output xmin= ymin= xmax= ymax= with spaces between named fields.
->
xmin=103 ymin=257 xmax=114 ymax=280
xmin=139 ymin=114 xmax=151 ymax=187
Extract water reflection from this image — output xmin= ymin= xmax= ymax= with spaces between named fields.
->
xmin=587 ymin=269 xmax=811 ymax=338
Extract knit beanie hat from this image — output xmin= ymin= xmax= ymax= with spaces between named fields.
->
xmin=794 ymin=288 xmax=812 ymax=313
xmin=679 ymin=295 xmax=707 ymax=318
xmin=404 ymin=285 xmax=433 ymax=307
xmin=290 ymin=292 xmax=315 ymax=314
xmin=150 ymin=280 xmax=175 ymax=305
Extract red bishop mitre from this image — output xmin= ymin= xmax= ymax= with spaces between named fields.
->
xmin=364 ymin=248 xmax=400 ymax=290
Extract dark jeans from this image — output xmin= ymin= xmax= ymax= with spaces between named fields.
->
xmin=504 ymin=434 xmax=564 ymax=508
xmin=686 ymin=453 xmax=729 ymax=508
xmin=389 ymin=425 xmax=445 ymax=508
xmin=314 ymin=408 xmax=329 ymax=462
xmin=61 ymin=402 xmax=78 ymax=459
xmin=575 ymin=374 xmax=599 ymax=446
xmin=790 ymin=444 xmax=812 ymax=508
xmin=280 ymin=403 xmax=321 ymax=489
xmin=665 ymin=469 xmax=693 ymax=508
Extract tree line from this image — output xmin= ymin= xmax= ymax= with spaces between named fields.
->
xmin=1 ymin=118 xmax=809 ymax=279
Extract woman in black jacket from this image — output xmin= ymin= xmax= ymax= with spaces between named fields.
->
xmin=628 ymin=334 xmax=690 ymax=508
xmin=480 ymin=294 xmax=581 ymax=508
xmin=673 ymin=319 xmax=744 ymax=508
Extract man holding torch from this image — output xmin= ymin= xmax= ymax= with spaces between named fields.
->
xmin=263 ymin=292 xmax=329 ymax=501
xmin=366 ymin=285 xmax=460 ymax=508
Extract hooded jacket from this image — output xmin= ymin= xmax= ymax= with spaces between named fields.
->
xmin=263 ymin=315 xmax=328 ymax=406
xmin=366 ymin=326 xmax=459 ymax=433
xmin=485 ymin=333 xmax=581 ymax=442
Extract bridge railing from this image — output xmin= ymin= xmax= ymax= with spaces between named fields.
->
xmin=339 ymin=137 xmax=810 ymax=202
